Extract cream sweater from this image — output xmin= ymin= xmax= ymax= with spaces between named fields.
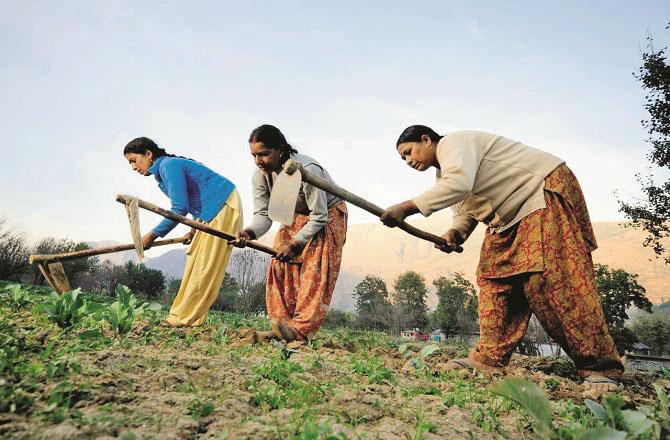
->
xmin=411 ymin=130 xmax=564 ymax=240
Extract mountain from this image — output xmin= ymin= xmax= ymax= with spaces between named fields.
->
xmin=92 ymin=216 xmax=670 ymax=311
xmin=144 ymin=249 xmax=186 ymax=279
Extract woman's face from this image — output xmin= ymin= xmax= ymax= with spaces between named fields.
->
xmin=396 ymin=135 xmax=437 ymax=172
xmin=250 ymin=142 xmax=284 ymax=173
xmin=124 ymin=151 xmax=154 ymax=176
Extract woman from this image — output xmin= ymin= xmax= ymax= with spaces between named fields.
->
xmin=233 ymin=125 xmax=347 ymax=342
xmin=380 ymin=125 xmax=624 ymax=391
xmin=123 ymin=137 xmax=242 ymax=326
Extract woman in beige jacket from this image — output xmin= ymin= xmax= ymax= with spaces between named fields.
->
xmin=381 ymin=125 xmax=623 ymax=391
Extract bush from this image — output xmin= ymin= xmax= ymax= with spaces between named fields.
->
xmin=0 ymin=216 xmax=29 ymax=281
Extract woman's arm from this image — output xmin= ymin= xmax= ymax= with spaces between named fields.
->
xmin=411 ymin=138 xmax=485 ymax=217
xmin=244 ymin=170 xmax=273 ymax=240
xmin=450 ymin=208 xmax=478 ymax=242
xmin=291 ymin=163 xmax=329 ymax=246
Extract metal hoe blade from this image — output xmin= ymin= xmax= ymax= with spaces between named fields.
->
xmin=124 ymin=197 xmax=144 ymax=259
xmin=268 ymin=169 xmax=302 ymax=226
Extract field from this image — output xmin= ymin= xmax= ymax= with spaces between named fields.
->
xmin=1 ymin=282 xmax=668 ymax=439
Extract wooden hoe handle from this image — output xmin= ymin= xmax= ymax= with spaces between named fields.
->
xmin=114 ymin=194 xmax=278 ymax=257
xmin=284 ymin=160 xmax=463 ymax=253
xmin=29 ymin=236 xmax=190 ymax=265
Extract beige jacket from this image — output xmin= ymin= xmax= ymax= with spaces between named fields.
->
xmin=411 ymin=130 xmax=564 ymax=240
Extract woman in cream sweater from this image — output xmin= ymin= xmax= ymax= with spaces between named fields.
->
xmin=381 ymin=125 xmax=623 ymax=391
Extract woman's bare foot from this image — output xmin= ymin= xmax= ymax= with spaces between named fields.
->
xmin=253 ymin=330 xmax=277 ymax=343
xmin=444 ymin=357 xmax=504 ymax=374
xmin=270 ymin=318 xmax=303 ymax=342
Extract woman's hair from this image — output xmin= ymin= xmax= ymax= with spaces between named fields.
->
xmin=123 ymin=137 xmax=195 ymax=162
xmin=248 ymin=124 xmax=298 ymax=156
xmin=123 ymin=137 xmax=172 ymax=158
xmin=396 ymin=125 xmax=443 ymax=146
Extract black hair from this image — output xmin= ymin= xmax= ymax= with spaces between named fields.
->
xmin=123 ymin=137 xmax=193 ymax=161
xmin=396 ymin=125 xmax=443 ymax=146
xmin=248 ymin=124 xmax=299 ymax=156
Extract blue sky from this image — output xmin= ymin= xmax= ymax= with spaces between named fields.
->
xmin=1 ymin=1 xmax=668 ymax=256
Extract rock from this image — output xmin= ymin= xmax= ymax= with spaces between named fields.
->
xmin=175 ymin=417 xmax=200 ymax=438
xmin=582 ymin=388 xmax=604 ymax=400
xmin=49 ymin=423 xmax=82 ymax=440
xmin=286 ymin=341 xmax=305 ymax=350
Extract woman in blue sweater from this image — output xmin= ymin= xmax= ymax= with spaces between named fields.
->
xmin=123 ymin=137 xmax=242 ymax=326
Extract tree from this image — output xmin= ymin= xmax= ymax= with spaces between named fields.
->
xmin=392 ymin=271 xmax=428 ymax=330
xmin=31 ymin=238 xmax=98 ymax=285
xmin=90 ymin=261 xmax=126 ymax=295
xmin=353 ymin=275 xmax=393 ymax=331
xmin=619 ymin=24 xmax=670 ymax=263
xmin=594 ymin=264 xmax=652 ymax=353
xmin=432 ymin=273 xmax=479 ymax=336
xmin=241 ymin=282 xmax=267 ymax=316
xmin=630 ymin=311 xmax=670 ymax=355
xmin=118 ymin=261 xmax=166 ymax=299
xmin=0 ymin=216 xmax=29 ymax=281
xmin=323 ymin=309 xmax=354 ymax=329
xmin=354 ymin=275 xmax=389 ymax=314
xmin=213 ymin=273 xmax=239 ymax=312
xmin=228 ymin=249 xmax=269 ymax=315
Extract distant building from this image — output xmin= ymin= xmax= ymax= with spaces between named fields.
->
xmin=626 ymin=353 xmax=670 ymax=371
xmin=630 ymin=342 xmax=652 ymax=356
xmin=429 ymin=330 xmax=447 ymax=342
xmin=401 ymin=328 xmax=429 ymax=341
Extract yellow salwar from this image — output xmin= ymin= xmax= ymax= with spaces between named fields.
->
xmin=166 ymin=190 xmax=242 ymax=326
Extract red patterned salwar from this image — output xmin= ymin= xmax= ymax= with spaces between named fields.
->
xmin=471 ymin=165 xmax=623 ymax=378
xmin=266 ymin=202 xmax=348 ymax=339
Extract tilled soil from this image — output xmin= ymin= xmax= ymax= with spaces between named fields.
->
xmin=1 ymin=312 xmax=665 ymax=440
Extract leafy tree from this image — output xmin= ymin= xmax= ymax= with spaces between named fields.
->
xmin=594 ymin=264 xmax=652 ymax=353
xmin=213 ymin=273 xmax=239 ymax=311
xmin=322 ymin=309 xmax=354 ymax=329
xmin=392 ymin=271 xmax=428 ymax=330
xmin=619 ymin=24 xmax=670 ymax=263
xmin=354 ymin=275 xmax=389 ymax=314
xmin=353 ymin=275 xmax=393 ymax=331
xmin=166 ymin=277 xmax=182 ymax=296
xmin=118 ymin=261 xmax=165 ymax=300
xmin=432 ymin=273 xmax=478 ymax=335
xmin=630 ymin=311 xmax=670 ymax=355
xmin=0 ymin=216 xmax=29 ymax=281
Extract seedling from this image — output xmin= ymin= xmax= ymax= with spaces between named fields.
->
xmin=34 ymin=289 xmax=87 ymax=328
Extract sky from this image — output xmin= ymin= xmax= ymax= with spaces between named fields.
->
xmin=1 ymin=1 xmax=669 ymax=258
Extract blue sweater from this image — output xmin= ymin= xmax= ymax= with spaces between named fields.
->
xmin=149 ymin=156 xmax=236 ymax=237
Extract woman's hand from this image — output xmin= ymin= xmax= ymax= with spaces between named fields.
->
xmin=275 ymin=240 xmax=303 ymax=262
xmin=434 ymin=229 xmax=465 ymax=253
xmin=183 ymin=228 xmax=197 ymax=245
xmin=380 ymin=200 xmax=419 ymax=227
xmin=142 ymin=231 xmax=157 ymax=250
xmin=231 ymin=229 xmax=255 ymax=248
